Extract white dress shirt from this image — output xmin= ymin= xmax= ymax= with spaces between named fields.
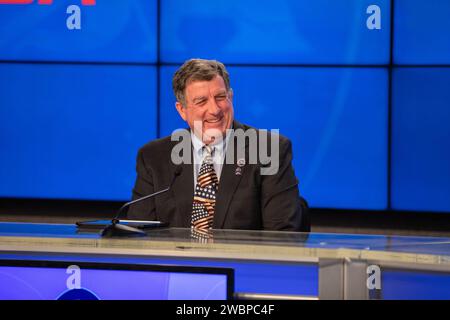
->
xmin=191 ymin=131 xmax=231 ymax=184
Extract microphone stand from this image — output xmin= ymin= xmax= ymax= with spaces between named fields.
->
xmin=101 ymin=167 xmax=182 ymax=237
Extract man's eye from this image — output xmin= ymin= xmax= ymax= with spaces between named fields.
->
xmin=216 ymin=95 xmax=226 ymax=100
xmin=194 ymin=99 xmax=207 ymax=106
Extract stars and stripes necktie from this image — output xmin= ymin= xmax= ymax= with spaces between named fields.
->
xmin=191 ymin=145 xmax=218 ymax=231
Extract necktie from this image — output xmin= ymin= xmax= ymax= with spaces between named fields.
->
xmin=191 ymin=228 xmax=214 ymax=243
xmin=191 ymin=145 xmax=218 ymax=231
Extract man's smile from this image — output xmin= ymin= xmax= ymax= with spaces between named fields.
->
xmin=205 ymin=116 xmax=223 ymax=124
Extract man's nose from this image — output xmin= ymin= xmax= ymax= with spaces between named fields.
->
xmin=206 ymin=99 xmax=221 ymax=115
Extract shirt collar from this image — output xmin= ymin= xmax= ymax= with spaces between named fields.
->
xmin=191 ymin=129 xmax=232 ymax=157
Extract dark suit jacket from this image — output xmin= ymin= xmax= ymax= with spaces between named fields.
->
xmin=127 ymin=121 xmax=303 ymax=231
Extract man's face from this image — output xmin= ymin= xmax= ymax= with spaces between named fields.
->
xmin=175 ymin=75 xmax=234 ymax=145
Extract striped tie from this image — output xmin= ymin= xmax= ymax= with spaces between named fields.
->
xmin=191 ymin=145 xmax=218 ymax=231
xmin=191 ymin=228 xmax=214 ymax=243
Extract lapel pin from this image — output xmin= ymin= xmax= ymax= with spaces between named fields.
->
xmin=237 ymin=158 xmax=246 ymax=167
xmin=235 ymin=167 xmax=242 ymax=176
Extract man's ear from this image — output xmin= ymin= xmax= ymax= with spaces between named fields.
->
xmin=175 ymin=101 xmax=187 ymax=121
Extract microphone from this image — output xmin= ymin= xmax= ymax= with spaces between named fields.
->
xmin=101 ymin=166 xmax=183 ymax=237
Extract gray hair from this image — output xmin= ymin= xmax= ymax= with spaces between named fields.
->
xmin=172 ymin=58 xmax=231 ymax=106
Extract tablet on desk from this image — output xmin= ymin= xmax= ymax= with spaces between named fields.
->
xmin=76 ymin=219 xmax=168 ymax=230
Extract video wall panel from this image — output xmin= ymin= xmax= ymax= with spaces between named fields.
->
xmin=160 ymin=0 xmax=390 ymax=65
xmin=0 ymin=63 xmax=157 ymax=200
xmin=391 ymin=68 xmax=450 ymax=212
xmin=0 ymin=0 xmax=157 ymax=63
xmin=394 ymin=0 xmax=450 ymax=64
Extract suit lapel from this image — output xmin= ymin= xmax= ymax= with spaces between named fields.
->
xmin=213 ymin=121 xmax=247 ymax=229
xmin=170 ymin=139 xmax=194 ymax=227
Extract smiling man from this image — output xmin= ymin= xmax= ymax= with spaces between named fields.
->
xmin=174 ymin=61 xmax=234 ymax=146
xmin=127 ymin=59 xmax=306 ymax=232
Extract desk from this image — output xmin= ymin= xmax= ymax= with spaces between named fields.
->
xmin=0 ymin=222 xmax=449 ymax=299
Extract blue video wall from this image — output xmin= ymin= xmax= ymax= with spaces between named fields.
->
xmin=1 ymin=0 xmax=449 ymax=213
